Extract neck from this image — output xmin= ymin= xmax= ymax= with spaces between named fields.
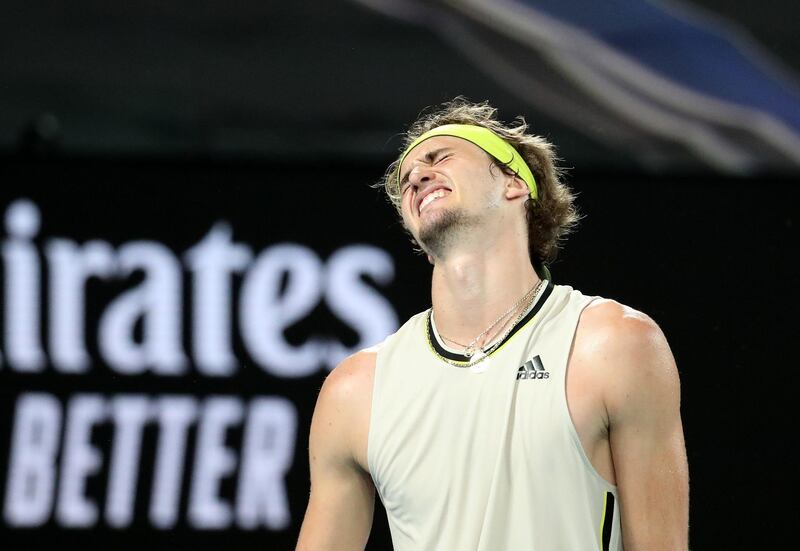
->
xmin=430 ymin=241 xmax=540 ymax=345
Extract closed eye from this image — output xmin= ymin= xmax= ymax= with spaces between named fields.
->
xmin=399 ymin=147 xmax=454 ymax=191
xmin=434 ymin=153 xmax=452 ymax=165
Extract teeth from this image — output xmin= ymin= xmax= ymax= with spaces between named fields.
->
xmin=420 ymin=189 xmax=448 ymax=212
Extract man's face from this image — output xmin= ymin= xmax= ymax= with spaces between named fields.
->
xmin=398 ymin=136 xmax=505 ymax=255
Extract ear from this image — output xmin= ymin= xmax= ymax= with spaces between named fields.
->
xmin=504 ymin=174 xmax=530 ymax=201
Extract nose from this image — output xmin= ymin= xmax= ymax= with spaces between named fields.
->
xmin=407 ymin=165 xmax=436 ymax=189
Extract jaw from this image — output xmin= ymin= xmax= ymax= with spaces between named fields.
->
xmin=405 ymin=189 xmax=455 ymax=236
xmin=417 ymin=207 xmax=481 ymax=260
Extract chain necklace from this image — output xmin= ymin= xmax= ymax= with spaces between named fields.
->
xmin=436 ymin=278 xmax=544 ymax=359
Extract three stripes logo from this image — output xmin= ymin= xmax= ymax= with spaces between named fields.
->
xmin=516 ymin=355 xmax=549 ymax=380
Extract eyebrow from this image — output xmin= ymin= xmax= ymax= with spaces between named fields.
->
xmin=399 ymin=147 xmax=453 ymax=186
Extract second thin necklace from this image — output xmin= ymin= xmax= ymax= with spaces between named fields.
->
xmin=436 ymin=278 xmax=545 ymax=358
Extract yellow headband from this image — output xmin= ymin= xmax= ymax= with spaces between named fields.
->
xmin=398 ymin=124 xmax=538 ymax=200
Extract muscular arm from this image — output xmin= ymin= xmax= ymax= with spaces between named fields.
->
xmin=595 ymin=304 xmax=689 ymax=550
xmin=296 ymin=352 xmax=376 ymax=551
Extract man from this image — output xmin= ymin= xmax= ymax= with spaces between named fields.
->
xmin=297 ymin=99 xmax=689 ymax=550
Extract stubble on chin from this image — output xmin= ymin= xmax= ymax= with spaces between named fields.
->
xmin=418 ymin=208 xmax=474 ymax=259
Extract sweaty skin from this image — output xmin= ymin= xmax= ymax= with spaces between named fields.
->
xmin=297 ymin=136 xmax=689 ymax=550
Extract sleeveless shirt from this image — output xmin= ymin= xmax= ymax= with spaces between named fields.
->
xmin=368 ymin=282 xmax=623 ymax=550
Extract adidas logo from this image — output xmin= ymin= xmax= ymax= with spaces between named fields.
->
xmin=516 ymin=355 xmax=549 ymax=380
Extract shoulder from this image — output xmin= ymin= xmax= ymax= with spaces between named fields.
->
xmin=310 ymin=348 xmax=377 ymax=470
xmin=574 ymin=299 xmax=680 ymax=418
xmin=317 ymin=348 xmax=377 ymax=415
xmin=577 ymin=298 xmax=667 ymax=350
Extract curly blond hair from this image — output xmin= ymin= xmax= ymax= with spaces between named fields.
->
xmin=381 ymin=98 xmax=580 ymax=266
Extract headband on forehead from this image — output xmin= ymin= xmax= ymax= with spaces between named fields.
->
xmin=398 ymin=124 xmax=538 ymax=201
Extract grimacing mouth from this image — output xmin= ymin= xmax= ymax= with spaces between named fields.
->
xmin=419 ymin=189 xmax=452 ymax=215
xmin=414 ymin=184 xmax=452 ymax=216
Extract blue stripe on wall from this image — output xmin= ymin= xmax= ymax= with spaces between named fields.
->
xmin=516 ymin=0 xmax=800 ymax=129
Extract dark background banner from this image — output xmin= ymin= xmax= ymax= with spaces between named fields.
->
xmin=0 ymin=158 xmax=796 ymax=548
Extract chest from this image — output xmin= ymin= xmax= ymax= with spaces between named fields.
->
xmin=371 ymin=347 xmax=573 ymax=500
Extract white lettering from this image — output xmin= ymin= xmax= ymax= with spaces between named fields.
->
xmin=188 ymin=397 xmax=243 ymax=529
xmin=57 ymin=394 xmax=105 ymax=527
xmin=98 ymin=242 xmax=187 ymax=375
xmin=2 ymin=391 xmax=301 ymax=530
xmin=1 ymin=200 xmax=400 ymax=379
xmin=185 ymin=224 xmax=252 ymax=376
xmin=46 ymin=239 xmax=115 ymax=373
xmin=325 ymin=245 xmax=397 ymax=367
xmin=150 ymin=396 xmax=198 ymax=529
xmin=2 ymin=199 xmax=45 ymax=371
xmin=3 ymin=393 xmax=61 ymax=526
xmin=240 ymin=245 xmax=324 ymax=377
xmin=105 ymin=395 xmax=150 ymax=527
xmin=235 ymin=397 xmax=296 ymax=530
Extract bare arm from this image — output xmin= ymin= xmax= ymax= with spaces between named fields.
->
xmin=296 ymin=352 xmax=376 ymax=551
xmin=600 ymin=306 xmax=689 ymax=550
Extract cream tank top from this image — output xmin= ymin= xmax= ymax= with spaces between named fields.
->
xmin=368 ymin=282 xmax=623 ymax=550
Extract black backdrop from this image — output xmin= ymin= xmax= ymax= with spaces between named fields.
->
xmin=0 ymin=157 xmax=797 ymax=549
